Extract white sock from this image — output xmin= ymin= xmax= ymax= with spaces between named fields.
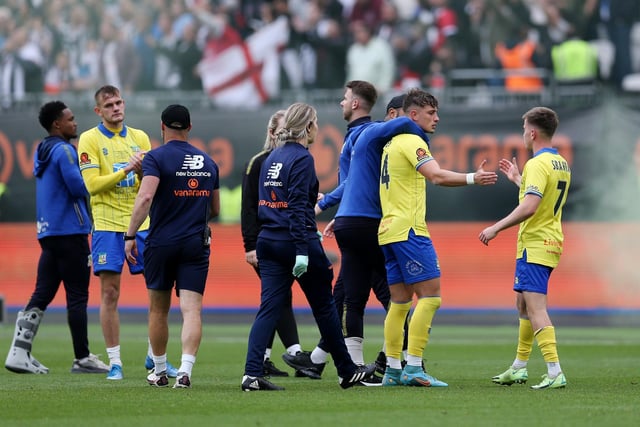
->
xmin=387 ymin=356 xmax=402 ymax=370
xmin=264 ymin=348 xmax=272 ymax=361
xmin=512 ymin=358 xmax=528 ymax=369
xmin=547 ymin=362 xmax=562 ymax=378
xmin=310 ymin=347 xmax=328 ymax=364
xmin=406 ymin=354 xmax=422 ymax=367
xmin=286 ymin=344 xmax=302 ymax=355
xmin=106 ymin=345 xmax=121 ymax=367
xmin=345 ymin=337 xmax=364 ymax=365
xmin=153 ymin=354 xmax=167 ymax=374
xmin=179 ymin=354 xmax=196 ymax=376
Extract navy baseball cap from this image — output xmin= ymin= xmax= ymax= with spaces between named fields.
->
xmin=386 ymin=94 xmax=406 ymax=111
xmin=161 ymin=104 xmax=191 ymax=130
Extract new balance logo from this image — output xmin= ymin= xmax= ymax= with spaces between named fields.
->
xmin=182 ymin=155 xmax=204 ymax=170
xmin=266 ymin=163 xmax=283 ymax=179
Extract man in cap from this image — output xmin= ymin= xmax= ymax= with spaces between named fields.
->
xmin=125 ymin=104 xmax=220 ymax=388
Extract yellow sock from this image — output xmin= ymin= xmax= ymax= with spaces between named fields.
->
xmin=516 ymin=318 xmax=534 ymax=363
xmin=535 ymin=326 xmax=559 ymax=363
xmin=384 ymin=301 xmax=412 ymax=360
xmin=407 ymin=297 xmax=441 ymax=359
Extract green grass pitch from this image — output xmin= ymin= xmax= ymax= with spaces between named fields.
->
xmin=0 ymin=320 xmax=638 ymax=426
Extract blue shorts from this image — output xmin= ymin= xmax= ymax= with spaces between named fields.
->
xmin=143 ymin=236 xmax=210 ymax=295
xmin=91 ymin=230 xmax=147 ymax=276
xmin=514 ymin=250 xmax=553 ymax=295
xmin=381 ymin=230 xmax=440 ymax=285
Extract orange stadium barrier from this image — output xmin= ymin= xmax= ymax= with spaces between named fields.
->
xmin=0 ymin=223 xmax=639 ymax=310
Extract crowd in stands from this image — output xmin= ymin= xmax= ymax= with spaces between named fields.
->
xmin=0 ymin=0 xmax=639 ymax=108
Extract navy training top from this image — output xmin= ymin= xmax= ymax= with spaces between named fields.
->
xmin=142 ymin=140 xmax=219 ymax=245
xmin=258 ymin=141 xmax=320 ymax=256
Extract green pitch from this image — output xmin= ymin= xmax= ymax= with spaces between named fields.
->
xmin=0 ymin=321 xmax=638 ymax=427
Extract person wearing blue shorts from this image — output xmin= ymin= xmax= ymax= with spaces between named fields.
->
xmin=379 ymin=89 xmax=497 ymax=387
xmin=480 ymin=107 xmax=570 ymax=390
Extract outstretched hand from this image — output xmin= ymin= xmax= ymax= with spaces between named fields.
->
xmin=472 ymin=159 xmax=498 ymax=185
xmin=499 ymin=157 xmax=521 ymax=184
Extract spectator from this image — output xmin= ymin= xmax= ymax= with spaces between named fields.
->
xmin=495 ymin=26 xmax=544 ymax=92
xmin=599 ymin=0 xmax=640 ymax=88
xmin=0 ymin=26 xmax=45 ymax=107
xmin=346 ymin=20 xmax=395 ymax=94
xmin=172 ymin=21 xmax=203 ymax=90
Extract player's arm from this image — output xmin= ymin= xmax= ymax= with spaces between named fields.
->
xmin=127 ymin=175 xmax=158 ymax=236
xmin=57 ymin=145 xmax=89 ymax=198
xmin=419 ymin=158 xmax=498 ymax=187
xmin=478 ymin=194 xmax=541 ymax=245
xmin=210 ymin=188 xmax=220 ymax=219
xmin=124 ymin=174 xmax=159 ymax=263
xmin=80 ymin=153 xmax=143 ymax=195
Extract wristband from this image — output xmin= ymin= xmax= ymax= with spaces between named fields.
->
xmin=466 ymin=173 xmax=475 ymax=185
xmin=123 ymin=234 xmax=136 ymax=241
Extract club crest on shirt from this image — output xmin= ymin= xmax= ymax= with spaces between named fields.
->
xmin=80 ymin=152 xmax=91 ymax=165
xmin=416 ymin=148 xmax=428 ymax=161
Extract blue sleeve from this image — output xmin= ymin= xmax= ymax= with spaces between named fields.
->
xmin=212 ymin=161 xmax=220 ymax=190
xmin=318 ymin=134 xmax=354 ymax=211
xmin=142 ymin=151 xmax=161 ymax=178
xmin=378 ymin=117 xmax=428 ymax=141
xmin=288 ymin=154 xmax=314 ymax=256
xmin=55 ymin=144 xmax=89 ymax=198
xmin=317 ymin=180 xmax=345 ymax=211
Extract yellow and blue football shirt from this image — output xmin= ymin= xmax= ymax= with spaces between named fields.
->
xmin=517 ymin=147 xmax=571 ymax=268
xmin=378 ymin=133 xmax=433 ymax=245
xmin=78 ymin=123 xmax=151 ymax=232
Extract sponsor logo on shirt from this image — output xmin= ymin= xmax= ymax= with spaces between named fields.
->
xmin=263 ymin=162 xmax=283 ymax=187
xmin=175 ymin=154 xmax=212 ymax=177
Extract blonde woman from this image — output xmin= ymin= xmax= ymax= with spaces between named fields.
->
xmin=240 ymin=110 xmax=309 ymax=378
xmin=241 ymin=103 xmax=375 ymax=391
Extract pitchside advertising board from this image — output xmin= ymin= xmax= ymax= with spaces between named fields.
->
xmin=0 ymin=101 xmax=639 ymax=311
xmin=0 ymin=102 xmax=639 ymax=222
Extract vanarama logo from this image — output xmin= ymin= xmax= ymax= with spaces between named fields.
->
xmin=259 ymin=199 xmax=288 ymax=208
xmin=259 ymin=190 xmax=288 ymax=208
xmin=174 ymin=189 xmax=210 ymax=197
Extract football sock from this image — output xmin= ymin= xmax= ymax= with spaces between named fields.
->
xmin=387 ymin=356 xmax=402 ymax=370
xmin=535 ymin=326 xmax=561 ymax=376
xmin=345 ymin=337 xmax=364 ymax=365
xmin=515 ymin=318 xmax=534 ymax=364
xmin=407 ymin=297 xmax=441 ymax=360
xmin=286 ymin=344 xmax=302 ymax=356
xmin=264 ymin=348 xmax=272 ymax=360
xmin=153 ymin=354 xmax=167 ymax=374
xmin=310 ymin=347 xmax=328 ymax=364
xmin=384 ymin=301 xmax=412 ymax=360
xmin=106 ymin=345 xmax=122 ymax=367
xmin=179 ymin=354 xmax=196 ymax=376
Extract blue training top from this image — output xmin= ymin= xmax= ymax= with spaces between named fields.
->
xmin=335 ymin=117 xmax=429 ymax=219
xmin=142 ymin=140 xmax=219 ymax=245
xmin=33 ymin=135 xmax=92 ymax=238
xmin=258 ymin=141 xmax=320 ymax=256
xmin=317 ymin=116 xmax=372 ymax=211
